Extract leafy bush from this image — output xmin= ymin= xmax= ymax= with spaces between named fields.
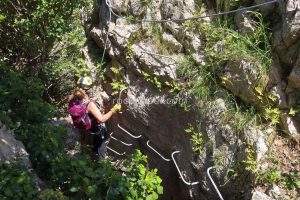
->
xmin=0 ymin=162 xmax=39 ymax=200
xmin=123 ymin=150 xmax=163 ymax=200
xmin=0 ymin=0 xmax=85 ymax=65
xmin=39 ymin=189 xmax=68 ymax=200
xmin=0 ymin=62 xmax=163 ymax=199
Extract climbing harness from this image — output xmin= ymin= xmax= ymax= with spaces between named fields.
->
xmin=171 ymin=151 xmax=200 ymax=186
xmin=146 ymin=140 xmax=171 ymax=162
xmin=207 ymin=166 xmax=224 ymax=200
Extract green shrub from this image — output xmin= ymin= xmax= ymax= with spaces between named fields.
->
xmin=0 ymin=162 xmax=39 ymax=200
xmin=123 ymin=150 xmax=163 ymax=200
xmin=0 ymin=62 xmax=163 ymax=199
xmin=39 ymin=189 xmax=68 ymax=200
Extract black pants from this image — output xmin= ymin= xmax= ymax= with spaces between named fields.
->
xmin=90 ymin=124 xmax=109 ymax=159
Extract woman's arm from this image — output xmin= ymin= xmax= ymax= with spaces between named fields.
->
xmin=87 ymin=101 xmax=113 ymax=123
xmin=68 ymin=94 xmax=74 ymax=102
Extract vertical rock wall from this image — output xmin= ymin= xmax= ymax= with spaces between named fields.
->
xmin=88 ymin=0 xmax=300 ymax=199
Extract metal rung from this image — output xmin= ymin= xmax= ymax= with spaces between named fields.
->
xmin=110 ymin=132 xmax=133 ymax=146
xmin=107 ymin=146 xmax=125 ymax=156
xmin=118 ymin=87 xmax=128 ymax=102
xmin=171 ymin=151 xmax=200 ymax=186
xmin=146 ymin=140 xmax=171 ymax=162
xmin=118 ymin=87 xmax=128 ymax=114
xmin=118 ymin=124 xmax=142 ymax=138
xmin=207 ymin=166 xmax=224 ymax=200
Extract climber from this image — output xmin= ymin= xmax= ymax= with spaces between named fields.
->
xmin=68 ymin=76 xmax=121 ymax=160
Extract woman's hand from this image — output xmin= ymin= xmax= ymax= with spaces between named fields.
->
xmin=111 ymin=104 xmax=122 ymax=113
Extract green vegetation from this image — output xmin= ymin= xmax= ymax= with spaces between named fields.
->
xmin=140 ymin=0 xmax=151 ymax=7
xmin=0 ymin=162 xmax=39 ymax=199
xmin=258 ymin=161 xmax=281 ymax=185
xmin=185 ymin=124 xmax=204 ymax=154
xmin=124 ymin=150 xmax=163 ymax=200
xmin=111 ymin=79 xmax=127 ymax=95
xmin=0 ymin=62 xmax=162 ymax=199
xmin=142 ymin=71 xmax=163 ymax=91
xmin=0 ymin=0 xmax=85 ymax=66
xmin=178 ymin=11 xmax=273 ymax=147
xmin=200 ymin=12 xmax=272 ymax=84
xmin=282 ymin=171 xmax=300 ymax=190
xmin=0 ymin=0 xmax=163 ymax=199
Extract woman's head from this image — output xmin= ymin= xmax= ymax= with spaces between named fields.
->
xmin=73 ymin=87 xmax=87 ymax=100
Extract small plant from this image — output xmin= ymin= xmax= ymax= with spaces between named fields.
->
xmin=111 ymin=66 xmax=122 ymax=75
xmin=185 ymin=124 xmax=204 ymax=154
xmin=126 ymin=38 xmax=134 ymax=59
xmin=126 ymin=15 xmax=135 ymax=23
xmin=212 ymin=151 xmax=227 ymax=166
xmin=264 ymin=107 xmax=280 ymax=126
xmin=111 ymin=79 xmax=127 ymax=95
xmin=165 ymin=81 xmax=181 ymax=94
xmin=282 ymin=171 xmax=300 ymax=190
xmin=140 ymin=0 xmax=151 ymax=7
xmin=258 ymin=161 xmax=281 ymax=184
xmin=243 ymin=143 xmax=258 ymax=174
xmin=288 ymin=107 xmax=298 ymax=116
xmin=142 ymin=71 xmax=162 ymax=91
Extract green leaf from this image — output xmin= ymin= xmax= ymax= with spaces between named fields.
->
xmin=0 ymin=14 xmax=5 ymax=22
xmin=288 ymin=108 xmax=297 ymax=116
xmin=70 ymin=186 xmax=79 ymax=192
xmin=146 ymin=194 xmax=154 ymax=200
xmin=157 ymin=185 xmax=163 ymax=194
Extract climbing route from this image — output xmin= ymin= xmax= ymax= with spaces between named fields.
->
xmin=171 ymin=151 xmax=200 ymax=186
xmin=207 ymin=166 xmax=224 ymax=200
xmin=97 ymin=0 xmax=284 ymax=195
xmin=117 ymin=123 xmax=142 ymax=139
xmin=110 ymin=132 xmax=133 ymax=146
xmin=107 ymin=146 xmax=125 ymax=156
xmin=106 ymin=0 xmax=278 ymax=23
xmin=146 ymin=140 xmax=171 ymax=162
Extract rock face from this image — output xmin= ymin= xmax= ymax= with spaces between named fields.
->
xmin=271 ymin=0 xmax=300 ymax=138
xmin=222 ymin=59 xmax=262 ymax=108
xmin=251 ymin=190 xmax=274 ymax=200
xmin=0 ymin=121 xmax=31 ymax=168
xmin=90 ymin=0 xmax=300 ymax=199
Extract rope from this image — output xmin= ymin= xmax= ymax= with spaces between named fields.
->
xmin=101 ymin=0 xmax=112 ymax=64
xmin=108 ymin=0 xmax=278 ymax=23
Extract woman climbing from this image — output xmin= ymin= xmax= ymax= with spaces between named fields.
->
xmin=68 ymin=76 xmax=121 ymax=160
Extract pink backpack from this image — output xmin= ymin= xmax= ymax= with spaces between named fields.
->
xmin=68 ymin=99 xmax=92 ymax=130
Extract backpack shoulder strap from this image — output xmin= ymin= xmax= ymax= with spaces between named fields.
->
xmin=81 ymin=99 xmax=92 ymax=107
